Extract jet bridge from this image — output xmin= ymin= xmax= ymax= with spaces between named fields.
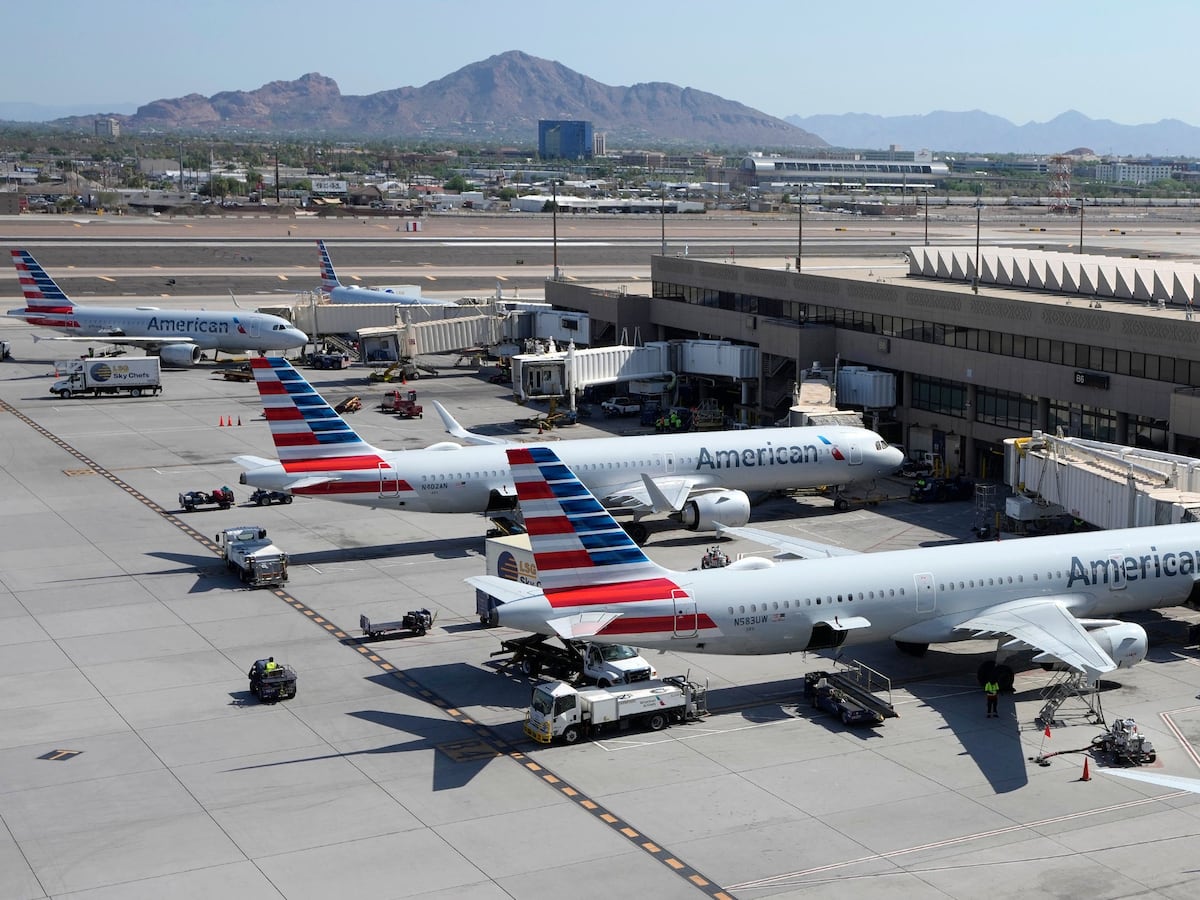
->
xmin=1005 ymin=432 xmax=1200 ymax=530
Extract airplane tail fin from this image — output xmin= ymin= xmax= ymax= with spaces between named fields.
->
xmin=248 ymin=357 xmax=386 ymax=470
xmin=317 ymin=239 xmax=340 ymax=292
xmin=11 ymin=249 xmax=75 ymax=311
xmin=507 ymin=446 xmax=672 ymax=591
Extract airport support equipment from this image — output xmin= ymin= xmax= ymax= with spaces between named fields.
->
xmin=524 ymin=676 xmax=707 ymax=744
xmin=380 ymin=389 xmax=423 ymax=417
xmin=247 ymin=658 xmax=297 ymax=702
xmin=179 ymin=486 xmax=235 ymax=511
xmin=1091 ymin=717 xmax=1156 ymax=766
xmin=493 ymin=634 xmax=656 ymax=686
xmin=0 ymin=340 xmax=11 ymax=360
xmin=249 ymin=488 xmax=293 ymax=506
xmin=215 ymin=525 xmax=289 ymax=587
xmin=804 ymin=671 xmax=886 ymax=726
xmin=359 ymin=609 xmax=434 ymax=638
xmin=50 ymin=357 xmax=162 ymax=398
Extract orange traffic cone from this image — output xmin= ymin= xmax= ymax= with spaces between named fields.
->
xmin=219 ymin=416 xmax=225 ymax=427
xmin=1081 ymin=758 xmax=1091 ymax=781
xmin=237 ymin=416 xmax=242 ymax=426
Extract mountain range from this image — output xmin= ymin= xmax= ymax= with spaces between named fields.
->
xmin=787 ymin=110 xmax=1200 ymax=157
xmin=10 ymin=51 xmax=1200 ymax=156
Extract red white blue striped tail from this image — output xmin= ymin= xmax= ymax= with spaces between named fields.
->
xmin=11 ymin=249 xmax=75 ymax=310
xmin=317 ymin=240 xmax=340 ymax=292
xmin=249 ymin=357 xmax=383 ymax=471
xmin=508 ymin=446 xmax=669 ymax=591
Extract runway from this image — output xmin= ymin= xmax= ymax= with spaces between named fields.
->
xmin=3 ymin=214 xmax=1200 ymax=898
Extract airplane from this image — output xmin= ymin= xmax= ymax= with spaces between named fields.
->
xmin=6 ymin=249 xmax=309 ymax=365
xmin=317 ymin=239 xmax=455 ymax=306
xmin=233 ymin=357 xmax=904 ymax=541
xmin=473 ymin=444 xmax=1200 ymax=686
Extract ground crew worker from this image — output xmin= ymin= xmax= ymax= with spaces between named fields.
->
xmin=265 ymin=657 xmax=278 ymax=674
xmin=984 ymin=677 xmax=1000 ymax=717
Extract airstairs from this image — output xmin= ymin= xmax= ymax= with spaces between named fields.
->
xmin=1035 ymin=670 xmax=1104 ymax=728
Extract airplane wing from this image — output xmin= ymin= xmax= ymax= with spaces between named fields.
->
xmin=955 ymin=596 xmax=1116 ymax=684
xmin=32 ymin=334 xmax=197 ymax=347
xmin=714 ymin=523 xmax=862 ymax=559
xmin=430 ymin=400 xmax=511 ymax=447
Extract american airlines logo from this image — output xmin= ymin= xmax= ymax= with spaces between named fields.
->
xmin=146 ymin=316 xmax=232 ymax=334
xmin=696 ymin=440 xmax=824 ymax=470
xmin=1068 ymin=548 xmax=1198 ymax=587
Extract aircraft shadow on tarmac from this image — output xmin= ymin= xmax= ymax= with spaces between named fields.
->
xmin=287 ymin=535 xmax=479 ymax=567
xmin=228 ymin=667 xmax=522 ymax=792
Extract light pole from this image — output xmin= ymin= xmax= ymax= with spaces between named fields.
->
xmin=660 ymin=184 xmax=666 ymax=256
xmin=551 ymin=178 xmax=559 ymax=280
xmin=796 ymin=188 xmax=803 ymax=271
xmin=923 ymin=188 xmax=929 ymax=246
xmin=972 ymin=198 xmax=982 ymax=294
xmin=1077 ymin=195 xmax=1085 ymax=254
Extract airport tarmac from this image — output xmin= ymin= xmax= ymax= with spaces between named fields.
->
xmin=3 ymin=320 xmax=1200 ymax=899
xmin=8 ymin=210 xmax=1200 ymax=898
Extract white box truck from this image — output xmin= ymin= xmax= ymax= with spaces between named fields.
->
xmin=50 ymin=358 xmax=162 ymax=398
xmin=215 ymin=525 xmax=289 ymax=588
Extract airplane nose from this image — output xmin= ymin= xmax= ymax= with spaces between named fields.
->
xmin=883 ymin=445 xmax=905 ymax=470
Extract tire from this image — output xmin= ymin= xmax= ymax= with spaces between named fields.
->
xmin=561 ymin=725 xmax=582 ymax=745
xmin=131 ymin=387 xmax=142 ymax=397
xmin=283 ymin=496 xmax=293 ymax=504
xmin=646 ymin=712 xmax=668 ymax=732
xmin=625 ymin=522 xmax=649 ymax=546
xmin=596 ymin=679 xmax=611 ymax=689
xmin=60 ymin=389 xmax=71 ymax=399
xmin=834 ymin=497 xmax=850 ymax=511
xmin=519 ymin=658 xmax=541 ymax=678
xmin=841 ymin=711 xmax=852 ymax=725
xmin=256 ymin=497 xmax=266 ymax=506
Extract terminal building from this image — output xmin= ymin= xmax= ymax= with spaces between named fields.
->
xmin=547 ymin=247 xmax=1200 ymax=482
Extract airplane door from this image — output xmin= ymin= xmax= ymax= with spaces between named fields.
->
xmin=651 ymin=453 xmax=676 ymax=475
xmin=671 ymin=590 xmax=697 ymax=638
xmin=848 ymin=442 xmax=863 ymax=466
xmin=1106 ymin=553 xmax=1126 ymax=591
xmin=246 ymin=317 xmax=260 ymax=339
xmin=914 ymin=572 xmax=936 ymax=613
xmin=378 ymin=464 xmax=400 ymax=497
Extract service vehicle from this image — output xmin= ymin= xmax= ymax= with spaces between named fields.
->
xmin=179 ymin=486 xmax=235 ymax=511
xmin=1091 ymin=717 xmax=1156 ymax=766
xmin=306 ymin=351 xmax=351 ymax=369
xmin=476 ymin=533 xmax=538 ymax=626
xmin=215 ymin=525 xmax=289 ymax=587
xmin=50 ymin=357 xmax=161 ymax=398
xmin=0 ymin=340 xmax=11 ymax=360
xmin=493 ymin=634 xmax=656 ymax=686
xmin=380 ymin=389 xmax=423 ymax=418
xmin=359 ymin=609 xmax=434 ymax=638
xmin=910 ymin=475 xmax=973 ymax=503
xmin=804 ymin=671 xmax=885 ymax=726
xmin=897 ymin=451 xmax=937 ymax=479
xmin=600 ymin=396 xmax=641 ymax=417
xmin=524 ymin=675 xmax=707 ymax=744
xmin=249 ymin=488 xmax=293 ymax=506
xmin=247 ymin=658 xmax=297 ymax=702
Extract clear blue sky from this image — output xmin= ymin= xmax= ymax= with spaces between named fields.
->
xmin=9 ymin=0 xmax=1197 ymax=125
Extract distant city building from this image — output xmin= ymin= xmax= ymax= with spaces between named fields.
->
xmin=94 ymin=118 xmax=120 ymax=138
xmin=1095 ymin=161 xmax=1175 ymax=185
xmin=738 ymin=151 xmax=947 ymax=190
xmin=593 ymin=132 xmax=606 ymax=157
xmin=539 ymin=120 xmax=594 ymax=160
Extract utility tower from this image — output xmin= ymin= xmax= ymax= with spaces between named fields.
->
xmin=1048 ymin=155 xmax=1072 ymax=213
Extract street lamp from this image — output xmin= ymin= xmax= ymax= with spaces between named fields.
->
xmin=923 ymin=189 xmax=930 ymax=246
xmin=660 ymin=184 xmax=666 ymax=256
xmin=972 ymin=198 xmax=982 ymax=294
xmin=796 ymin=188 xmax=803 ymax=271
xmin=1077 ymin=195 xmax=1085 ymax=254
xmin=551 ymin=178 xmax=559 ymax=280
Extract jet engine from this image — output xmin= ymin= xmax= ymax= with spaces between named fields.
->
xmin=1085 ymin=621 xmax=1149 ymax=669
xmin=157 ymin=344 xmax=203 ymax=367
xmin=1033 ymin=621 xmax=1149 ymax=672
xmin=679 ymin=490 xmax=751 ymax=531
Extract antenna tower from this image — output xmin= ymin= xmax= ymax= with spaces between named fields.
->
xmin=1048 ymin=155 xmax=1072 ymax=213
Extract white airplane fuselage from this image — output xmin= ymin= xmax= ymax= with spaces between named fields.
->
xmin=497 ymin=522 xmax=1200 ymax=655
xmin=11 ymin=305 xmax=308 ymax=352
xmin=240 ymin=425 xmax=901 ymax=514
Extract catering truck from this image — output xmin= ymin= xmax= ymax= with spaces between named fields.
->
xmin=493 ymin=634 xmax=656 ymax=686
xmin=524 ymin=676 xmax=708 ymax=744
xmin=475 ymin=533 xmax=537 ymax=626
xmin=50 ymin=358 xmax=162 ymax=398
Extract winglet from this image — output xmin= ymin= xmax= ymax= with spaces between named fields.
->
xmin=430 ymin=400 xmax=510 ymax=446
xmin=641 ymin=472 xmax=689 ymax=512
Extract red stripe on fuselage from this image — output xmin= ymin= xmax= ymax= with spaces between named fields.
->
xmin=281 ymin=455 xmax=386 ymax=472
xmin=545 ymin=577 xmax=681 ymax=608
xmin=292 ymin=479 xmax=413 ymax=495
